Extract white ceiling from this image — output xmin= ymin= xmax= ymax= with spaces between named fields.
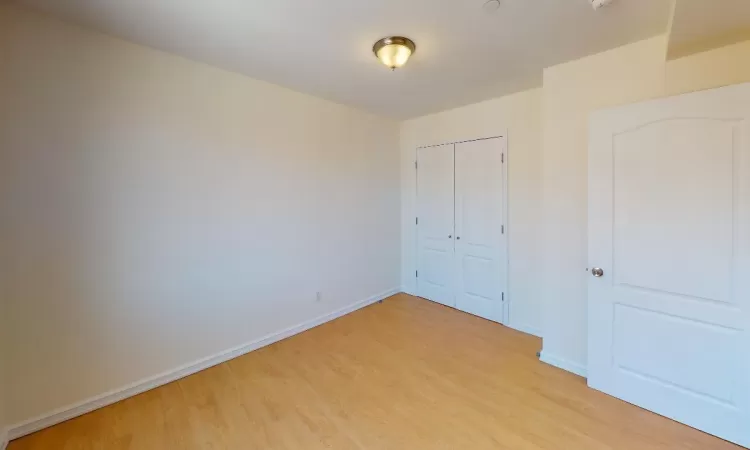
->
xmin=15 ymin=0 xmax=673 ymax=118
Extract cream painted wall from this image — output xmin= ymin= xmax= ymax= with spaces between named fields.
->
xmin=666 ymin=39 xmax=750 ymax=96
xmin=0 ymin=4 xmax=400 ymax=427
xmin=0 ymin=305 xmax=7 ymax=449
xmin=400 ymin=89 xmax=544 ymax=336
xmin=539 ymin=36 xmax=668 ymax=373
xmin=0 ymin=371 xmax=6 ymax=449
xmin=0 ymin=9 xmax=10 ymax=447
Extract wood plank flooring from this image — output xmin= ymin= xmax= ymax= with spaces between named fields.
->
xmin=9 ymin=294 xmax=743 ymax=449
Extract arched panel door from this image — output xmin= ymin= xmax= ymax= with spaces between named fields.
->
xmin=588 ymin=83 xmax=750 ymax=447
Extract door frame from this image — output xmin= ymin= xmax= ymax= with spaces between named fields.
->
xmin=414 ymin=135 xmax=509 ymax=325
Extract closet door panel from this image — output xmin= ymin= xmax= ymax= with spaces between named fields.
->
xmin=454 ymin=138 xmax=505 ymax=322
xmin=416 ymin=144 xmax=456 ymax=307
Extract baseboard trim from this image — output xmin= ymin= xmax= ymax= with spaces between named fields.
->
xmin=507 ymin=322 xmax=542 ymax=338
xmin=539 ymin=351 xmax=587 ymax=378
xmin=8 ymin=288 xmax=399 ymax=441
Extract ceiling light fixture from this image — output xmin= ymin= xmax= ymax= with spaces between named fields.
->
xmin=482 ymin=0 xmax=502 ymax=13
xmin=373 ymin=36 xmax=416 ymax=70
xmin=590 ymin=0 xmax=614 ymax=10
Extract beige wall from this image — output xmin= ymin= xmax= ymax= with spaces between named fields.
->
xmin=666 ymin=39 xmax=750 ymax=96
xmin=1 ymin=7 xmax=10 ymax=446
xmin=539 ymin=36 xmax=668 ymax=372
xmin=0 ymin=4 xmax=400 ymax=428
xmin=400 ymin=89 xmax=544 ymax=336
xmin=0 ymin=306 xmax=7 ymax=448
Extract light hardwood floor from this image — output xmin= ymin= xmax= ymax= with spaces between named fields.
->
xmin=9 ymin=294 xmax=742 ymax=449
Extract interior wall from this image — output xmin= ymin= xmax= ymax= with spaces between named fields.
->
xmin=400 ymin=89 xmax=544 ymax=336
xmin=0 ymin=4 xmax=400 ymax=427
xmin=0 ymin=305 xmax=7 ymax=449
xmin=0 ymin=8 xmax=11 ymax=448
xmin=0 ymin=373 xmax=6 ymax=449
xmin=539 ymin=36 xmax=668 ymax=373
xmin=665 ymin=39 xmax=750 ymax=95
xmin=0 ymin=8 xmax=10 ymax=436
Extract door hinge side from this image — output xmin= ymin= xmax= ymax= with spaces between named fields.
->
xmin=501 ymin=153 xmax=504 ymax=163
xmin=501 ymin=225 xmax=505 ymax=234
xmin=502 ymin=292 xmax=505 ymax=302
xmin=415 ymin=161 xmax=418 ymax=170
xmin=416 ymin=217 xmax=419 ymax=225
xmin=416 ymin=270 xmax=419 ymax=278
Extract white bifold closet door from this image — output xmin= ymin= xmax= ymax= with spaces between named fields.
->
xmin=454 ymin=139 xmax=506 ymax=322
xmin=416 ymin=143 xmax=456 ymax=307
xmin=416 ymin=138 xmax=506 ymax=323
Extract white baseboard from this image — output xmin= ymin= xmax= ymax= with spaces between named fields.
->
xmin=507 ymin=322 xmax=542 ymax=338
xmin=539 ymin=351 xmax=587 ymax=378
xmin=1 ymin=427 xmax=8 ymax=450
xmin=8 ymin=287 xmax=399 ymax=441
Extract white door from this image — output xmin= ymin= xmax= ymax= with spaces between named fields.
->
xmin=454 ymin=138 xmax=507 ymax=323
xmin=416 ymin=144 xmax=456 ymax=307
xmin=588 ymin=83 xmax=750 ymax=447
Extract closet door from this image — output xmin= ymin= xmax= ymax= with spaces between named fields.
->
xmin=416 ymin=144 xmax=456 ymax=307
xmin=454 ymin=138 xmax=506 ymax=322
